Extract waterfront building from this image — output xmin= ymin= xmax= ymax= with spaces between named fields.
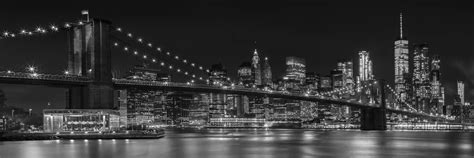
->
xmin=394 ymin=13 xmax=410 ymax=102
xmin=43 ymin=109 xmax=120 ymax=132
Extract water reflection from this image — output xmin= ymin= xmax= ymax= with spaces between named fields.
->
xmin=0 ymin=129 xmax=473 ymax=158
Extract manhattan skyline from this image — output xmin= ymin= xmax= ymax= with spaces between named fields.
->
xmin=0 ymin=1 xmax=473 ymax=111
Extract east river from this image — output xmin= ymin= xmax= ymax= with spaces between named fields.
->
xmin=0 ymin=129 xmax=473 ymax=158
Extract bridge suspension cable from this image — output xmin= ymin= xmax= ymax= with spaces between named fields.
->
xmin=0 ymin=23 xmax=65 ymax=40
xmin=112 ymin=26 xmax=210 ymax=74
xmin=112 ymin=41 xmax=208 ymax=83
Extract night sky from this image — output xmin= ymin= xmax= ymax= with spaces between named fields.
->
xmin=0 ymin=1 xmax=472 ymax=113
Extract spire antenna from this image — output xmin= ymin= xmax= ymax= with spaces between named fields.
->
xmin=400 ymin=12 xmax=403 ymax=39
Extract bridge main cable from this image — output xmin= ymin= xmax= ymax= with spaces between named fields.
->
xmin=112 ymin=26 xmax=210 ymax=75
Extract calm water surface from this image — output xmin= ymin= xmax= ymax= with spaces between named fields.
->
xmin=0 ymin=129 xmax=473 ymax=158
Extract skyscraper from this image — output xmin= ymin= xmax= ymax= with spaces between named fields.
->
xmin=358 ymin=51 xmax=373 ymax=81
xmin=209 ymin=63 xmax=228 ymax=86
xmin=237 ymin=62 xmax=254 ymax=87
xmin=413 ymin=44 xmax=430 ymax=99
xmin=457 ymin=81 xmax=465 ymax=105
xmin=337 ymin=60 xmax=354 ymax=87
xmin=430 ymin=55 xmax=442 ymax=98
xmin=252 ymin=49 xmax=262 ymax=86
xmin=394 ymin=12 xmax=410 ymax=101
xmin=284 ymin=56 xmax=306 ymax=84
xmin=262 ymin=57 xmax=273 ymax=86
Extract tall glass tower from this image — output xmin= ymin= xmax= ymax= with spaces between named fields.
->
xmin=394 ymin=12 xmax=409 ymax=101
xmin=252 ymin=49 xmax=262 ymax=86
xmin=262 ymin=57 xmax=273 ymax=86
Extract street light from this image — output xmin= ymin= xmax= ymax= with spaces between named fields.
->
xmin=29 ymin=109 xmax=32 ymax=116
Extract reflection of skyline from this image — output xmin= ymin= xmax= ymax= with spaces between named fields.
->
xmin=1 ymin=129 xmax=473 ymax=157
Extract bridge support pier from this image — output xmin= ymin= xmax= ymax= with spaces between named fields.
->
xmin=360 ymin=108 xmax=387 ymax=130
xmin=360 ymin=79 xmax=387 ymax=130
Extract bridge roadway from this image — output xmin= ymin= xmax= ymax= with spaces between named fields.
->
xmin=0 ymin=72 xmax=451 ymax=121
xmin=0 ymin=71 xmax=90 ymax=87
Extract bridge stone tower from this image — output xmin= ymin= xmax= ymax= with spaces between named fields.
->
xmin=360 ymin=80 xmax=387 ymax=130
xmin=66 ymin=19 xmax=114 ymax=109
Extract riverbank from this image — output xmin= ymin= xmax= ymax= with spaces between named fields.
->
xmin=0 ymin=130 xmax=165 ymax=141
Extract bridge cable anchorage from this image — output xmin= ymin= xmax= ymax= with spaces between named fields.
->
xmin=112 ymin=26 xmax=210 ymax=74
xmin=112 ymin=41 xmax=208 ymax=83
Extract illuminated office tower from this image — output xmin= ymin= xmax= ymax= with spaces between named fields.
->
xmin=358 ymin=51 xmax=373 ymax=81
xmin=430 ymin=55 xmax=442 ymax=98
xmin=237 ymin=62 xmax=254 ymax=87
xmin=394 ymin=12 xmax=409 ymax=101
xmin=209 ymin=63 xmax=228 ymax=86
xmin=457 ymin=81 xmax=465 ymax=105
xmin=262 ymin=57 xmax=273 ymax=86
xmin=284 ymin=56 xmax=306 ymax=84
xmin=337 ymin=60 xmax=354 ymax=86
xmin=413 ymin=44 xmax=430 ymax=98
xmin=252 ymin=49 xmax=262 ymax=86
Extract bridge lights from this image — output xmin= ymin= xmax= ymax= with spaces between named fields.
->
xmin=116 ymin=27 xmax=122 ymax=32
xmin=64 ymin=70 xmax=70 ymax=75
xmin=166 ymin=52 xmax=170 ymax=55
xmin=147 ymin=43 xmax=152 ymax=47
xmin=137 ymin=38 xmax=143 ymax=42
xmin=64 ymin=23 xmax=71 ymax=28
xmin=175 ymin=56 xmax=179 ymax=59
xmin=143 ymin=55 xmax=147 ymax=59
xmin=114 ymin=42 xmax=118 ymax=46
xmin=50 ymin=25 xmax=58 ymax=31
xmin=152 ymin=59 xmax=156 ymax=63
xmin=134 ymin=51 xmax=138 ymax=55
xmin=127 ymin=33 xmax=132 ymax=37
xmin=7 ymin=70 xmax=12 ymax=74
xmin=157 ymin=47 xmax=161 ymax=51
xmin=183 ymin=59 xmax=187 ymax=63
xmin=3 ymin=31 xmax=9 ymax=37
xmin=27 ymin=66 xmax=36 ymax=73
